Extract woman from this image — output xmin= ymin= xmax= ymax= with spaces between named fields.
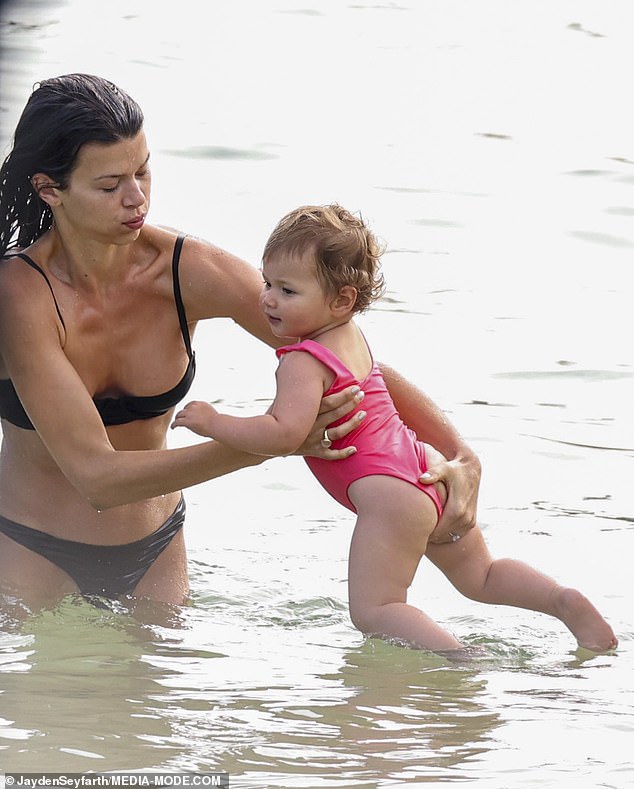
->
xmin=0 ymin=74 xmax=480 ymax=610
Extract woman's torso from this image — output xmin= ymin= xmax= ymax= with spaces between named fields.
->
xmin=0 ymin=225 xmax=193 ymax=543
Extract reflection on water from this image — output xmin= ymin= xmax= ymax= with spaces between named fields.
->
xmin=1 ymin=0 xmax=633 ymax=785
xmin=2 ymin=591 xmax=631 ymax=785
xmin=0 ymin=599 xmax=188 ymax=771
xmin=0 ymin=598 xmax=503 ymax=779
xmin=314 ymin=647 xmax=501 ymax=780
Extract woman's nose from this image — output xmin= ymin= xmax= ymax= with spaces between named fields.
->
xmin=123 ymin=178 xmax=146 ymax=208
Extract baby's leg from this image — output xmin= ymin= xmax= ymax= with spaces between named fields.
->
xmin=347 ymin=475 xmax=464 ymax=651
xmin=426 ymin=527 xmax=617 ymax=651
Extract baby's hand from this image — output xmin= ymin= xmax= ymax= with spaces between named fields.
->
xmin=171 ymin=400 xmax=218 ymax=437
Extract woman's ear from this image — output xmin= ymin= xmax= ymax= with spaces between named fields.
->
xmin=31 ymin=174 xmax=62 ymax=207
xmin=331 ymin=285 xmax=358 ymax=315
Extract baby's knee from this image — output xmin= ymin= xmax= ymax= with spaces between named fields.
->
xmin=349 ymin=599 xmax=385 ymax=636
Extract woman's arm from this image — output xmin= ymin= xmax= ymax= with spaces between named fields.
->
xmin=379 ymin=362 xmax=481 ymax=541
xmin=178 ymin=235 xmax=282 ymax=346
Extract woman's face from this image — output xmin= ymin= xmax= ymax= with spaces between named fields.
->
xmin=53 ymin=130 xmax=151 ymax=243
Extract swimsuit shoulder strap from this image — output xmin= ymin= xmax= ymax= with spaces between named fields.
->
xmin=8 ymin=252 xmax=66 ymax=329
xmin=171 ymin=235 xmax=193 ymax=358
xmin=6 ymin=241 xmax=191 ymax=347
xmin=276 ymin=339 xmax=353 ymax=380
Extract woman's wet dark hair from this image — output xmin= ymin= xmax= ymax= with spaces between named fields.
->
xmin=0 ymin=73 xmax=144 ymax=255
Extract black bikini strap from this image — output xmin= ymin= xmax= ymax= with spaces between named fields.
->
xmin=13 ymin=253 xmax=66 ymax=329
xmin=171 ymin=235 xmax=193 ymax=358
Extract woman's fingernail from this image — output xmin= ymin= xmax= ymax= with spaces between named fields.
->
xmin=355 ymin=390 xmax=365 ymax=401
xmin=356 ymin=410 xmax=366 ymax=421
xmin=420 ymin=472 xmax=432 ymax=480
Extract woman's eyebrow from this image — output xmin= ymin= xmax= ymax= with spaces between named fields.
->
xmin=94 ymin=152 xmax=151 ymax=181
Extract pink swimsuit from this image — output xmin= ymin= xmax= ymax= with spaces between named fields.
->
xmin=276 ymin=339 xmax=444 ymax=517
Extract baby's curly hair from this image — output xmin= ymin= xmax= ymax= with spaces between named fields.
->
xmin=263 ymin=203 xmax=386 ymax=313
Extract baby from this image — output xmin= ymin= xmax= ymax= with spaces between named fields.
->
xmin=173 ymin=204 xmax=617 ymax=654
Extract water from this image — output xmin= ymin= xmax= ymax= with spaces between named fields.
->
xmin=1 ymin=1 xmax=632 ymax=785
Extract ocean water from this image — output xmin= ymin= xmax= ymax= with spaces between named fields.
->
xmin=0 ymin=1 xmax=632 ymax=785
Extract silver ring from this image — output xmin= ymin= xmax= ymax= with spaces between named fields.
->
xmin=320 ymin=429 xmax=332 ymax=449
xmin=449 ymin=532 xmax=461 ymax=543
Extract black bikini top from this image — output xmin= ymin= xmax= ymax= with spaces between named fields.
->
xmin=0 ymin=235 xmax=196 ymax=430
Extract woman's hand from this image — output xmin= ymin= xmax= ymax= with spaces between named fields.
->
xmin=294 ymin=386 xmax=366 ymax=459
xmin=422 ymin=446 xmax=481 ymax=544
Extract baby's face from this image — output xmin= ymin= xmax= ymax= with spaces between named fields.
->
xmin=260 ymin=252 xmax=332 ymax=339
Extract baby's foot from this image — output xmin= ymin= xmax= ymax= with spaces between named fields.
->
xmin=555 ymin=587 xmax=618 ymax=651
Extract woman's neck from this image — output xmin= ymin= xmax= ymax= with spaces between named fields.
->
xmin=36 ymin=226 xmax=145 ymax=290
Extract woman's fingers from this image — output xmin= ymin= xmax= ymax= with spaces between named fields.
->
xmin=318 ymin=385 xmax=364 ymax=416
xmin=425 ymin=455 xmax=481 ymax=543
xmin=295 ymin=386 xmax=366 ymax=459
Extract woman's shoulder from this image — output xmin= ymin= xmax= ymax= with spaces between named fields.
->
xmin=0 ymin=247 xmax=44 ymax=289
xmin=141 ymin=223 xmax=181 ymax=249
xmin=148 ymin=228 xmax=264 ymax=326
xmin=144 ymin=224 xmax=227 ymax=262
xmin=1 ymin=235 xmax=57 ymax=283
xmin=1 ymin=243 xmax=39 ymax=267
xmin=0 ymin=249 xmax=62 ymax=343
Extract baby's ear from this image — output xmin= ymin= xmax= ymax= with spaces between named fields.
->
xmin=331 ymin=285 xmax=358 ymax=315
xmin=31 ymin=174 xmax=62 ymax=207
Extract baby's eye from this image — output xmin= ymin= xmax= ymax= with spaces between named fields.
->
xmin=282 ymin=287 xmax=295 ymax=295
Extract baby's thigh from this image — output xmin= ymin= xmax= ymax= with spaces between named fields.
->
xmin=348 ymin=476 xmax=439 ymax=601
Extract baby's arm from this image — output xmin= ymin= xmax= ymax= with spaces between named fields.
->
xmin=172 ymin=351 xmax=327 ymax=456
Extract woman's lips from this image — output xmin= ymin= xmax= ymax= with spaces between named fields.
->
xmin=124 ymin=216 xmax=145 ymax=230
